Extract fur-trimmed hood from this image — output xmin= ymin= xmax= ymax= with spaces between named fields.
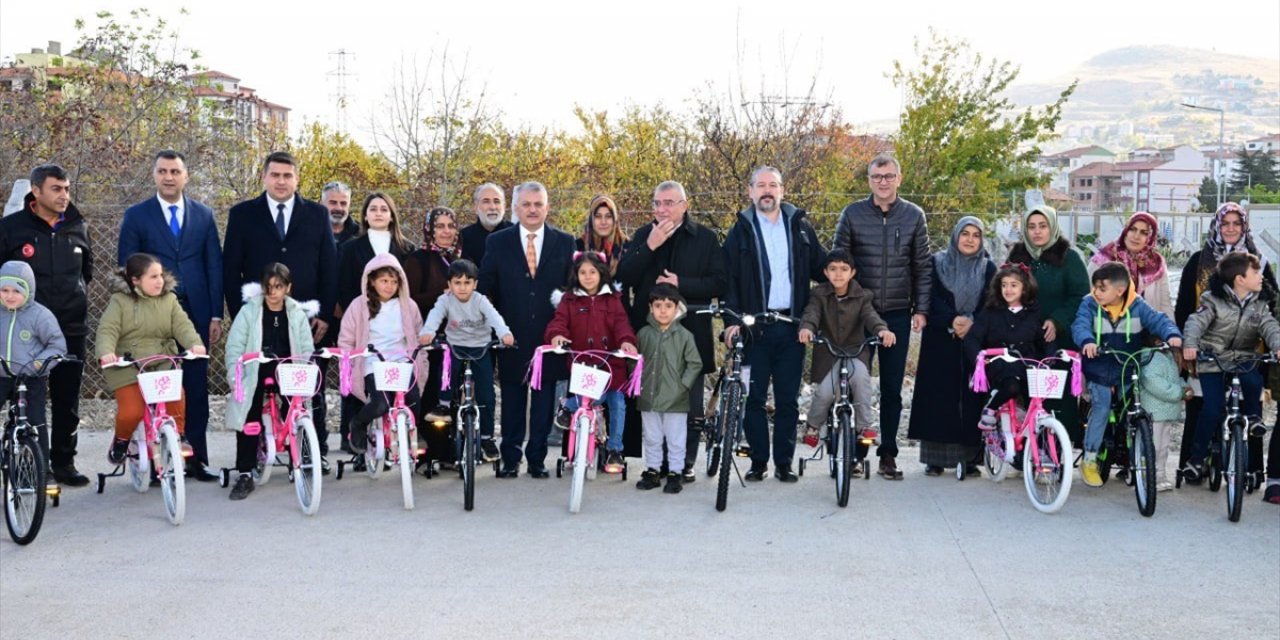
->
xmin=550 ymin=282 xmax=618 ymax=309
xmin=1009 ymin=236 xmax=1073 ymax=267
xmin=240 ymin=282 xmax=321 ymax=318
xmin=111 ymin=265 xmax=179 ymax=297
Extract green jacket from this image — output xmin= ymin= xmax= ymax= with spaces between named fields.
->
xmin=95 ymin=271 xmax=202 ymax=391
xmin=636 ymin=312 xmax=701 ymax=413
xmin=223 ymin=283 xmax=318 ymax=431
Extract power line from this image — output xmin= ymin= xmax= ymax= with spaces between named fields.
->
xmin=327 ymin=49 xmax=356 ymax=133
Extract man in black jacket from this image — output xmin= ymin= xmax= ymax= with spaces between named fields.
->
xmin=324 ymin=181 xmax=360 ymax=246
xmin=0 ymin=164 xmax=93 ymax=486
xmin=617 ymin=180 xmax=727 ymax=481
xmin=459 ymin=182 xmax=511 ymax=266
xmin=320 ymin=180 xmax=357 ymax=457
xmin=832 ymin=153 xmax=932 ymax=479
xmin=723 ymin=167 xmax=826 ymax=482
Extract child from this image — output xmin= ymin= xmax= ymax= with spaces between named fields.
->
xmin=797 ymin=249 xmax=894 ymax=471
xmin=1136 ymin=334 xmax=1186 ymax=492
xmin=0 ymin=260 xmax=67 ymax=459
xmin=964 ymin=263 xmax=1048 ymax=437
xmin=1181 ymin=252 xmax=1280 ymax=485
xmin=96 ymin=254 xmax=206 ymax=465
xmin=419 ymin=259 xmax=514 ymax=464
xmin=223 ymin=263 xmax=318 ymax=500
xmin=545 ymin=251 xmax=638 ymax=474
xmin=1073 ymin=261 xmax=1181 ymax=488
xmin=339 ymin=254 xmax=426 ymax=454
xmin=635 ymin=284 xmax=702 ymax=493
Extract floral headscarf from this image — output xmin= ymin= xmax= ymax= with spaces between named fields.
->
xmin=1195 ymin=202 xmax=1265 ymax=298
xmin=1091 ymin=211 xmax=1166 ymax=295
xmin=424 ymin=207 xmax=460 ymax=263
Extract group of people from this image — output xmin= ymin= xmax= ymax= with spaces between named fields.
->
xmin=2 ymin=149 xmax=1278 ymax=506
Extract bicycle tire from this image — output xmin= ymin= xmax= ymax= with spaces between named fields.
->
xmin=1226 ymin=422 xmax=1246 ymax=522
xmin=705 ymin=401 xmax=723 ymax=477
xmin=396 ymin=412 xmax=414 ymax=510
xmin=127 ymin=423 xmax=151 ymax=493
xmin=1023 ymin=417 xmax=1073 ymax=514
xmin=294 ymin=417 xmax=323 ymax=516
xmin=716 ymin=381 xmax=742 ymax=512
xmin=4 ymin=432 xmax=47 ymax=545
xmin=462 ymin=411 xmax=477 ymax=511
xmin=255 ymin=416 xmax=276 ymax=486
xmin=569 ymin=414 xmax=590 ymax=514
xmin=1131 ymin=417 xmax=1157 ymax=517
xmin=365 ymin=419 xmax=385 ymax=480
xmin=158 ymin=422 xmax=185 ymax=526
xmin=835 ymin=410 xmax=852 ymax=508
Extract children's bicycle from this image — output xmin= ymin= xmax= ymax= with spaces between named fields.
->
xmin=447 ymin=340 xmax=510 ymax=512
xmin=799 ymin=336 xmax=880 ymax=507
xmin=97 ymin=352 xmax=208 ymax=525
xmin=972 ymin=348 xmax=1079 ymax=514
xmin=1094 ymin=345 xmax=1169 ymax=517
xmin=225 ymin=349 xmax=342 ymax=515
xmin=1 ymin=356 xmax=69 ymax=545
xmin=532 ymin=343 xmax=641 ymax=514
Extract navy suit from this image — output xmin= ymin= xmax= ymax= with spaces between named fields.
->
xmin=118 ymin=195 xmax=223 ymax=465
xmin=479 ymin=223 xmax=574 ymax=470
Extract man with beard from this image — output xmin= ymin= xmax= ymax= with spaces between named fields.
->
xmin=324 ymin=182 xmax=360 ymax=246
xmin=459 ymin=183 xmax=510 ymax=266
xmin=319 ymin=180 xmax=357 ymax=457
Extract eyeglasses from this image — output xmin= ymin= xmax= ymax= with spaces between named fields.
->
xmin=652 ymin=199 xmax=686 ymax=208
xmin=869 ymin=173 xmax=898 ymax=183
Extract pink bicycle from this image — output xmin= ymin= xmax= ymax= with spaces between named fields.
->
xmin=225 ymin=348 xmax=343 ymax=515
xmin=97 ymin=352 xmax=208 ymax=525
xmin=972 ymin=348 xmax=1080 ymax=514
xmin=531 ymin=344 xmax=641 ymax=514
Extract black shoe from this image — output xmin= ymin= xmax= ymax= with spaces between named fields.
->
xmin=339 ymin=440 xmax=354 ymax=455
xmin=528 ymin=467 xmax=550 ymax=479
xmin=636 ymin=469 xmax=662 ymax=490
xmin=745 ymin=465 xmax=768 ymax=482
xmin=964 ymin=463 xmax=982 ymax=478
xmin=924 ymin=465 xmax=943 ymax=477
xmin=497 ymin=467 xmax=519 ymax=479
xmin=663 ymin=472 xmax=683 ymax=494
xmin=349 ymin=424 xmax=368 ymax=453
xmin=775 ymin=466 xmax=799 ymax=483
xmin=1248 ymin=416 xmax=1268 ymax=438
xmin=681 ymin=464 xmax=696 ymax=484
xmin=51 ymin=465 xmax=90 ymax=488
xmin=186 ymin=461 xmax=219 ymax=483
xmin=1181 ymin=461 xmax=1203 ymax=485
xmin=320 ymin=457 xmax=331 ymax=476
xmin=229 ymin=474 xmax=254 ymax=500
xmin=480 ymin=439 xmax=501 ymax=463
xmin=107 ymin=438 xmax=130 ymax=465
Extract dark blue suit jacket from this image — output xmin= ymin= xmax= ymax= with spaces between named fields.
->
xmin=118 ymin=195 xmax=224 ymax=331
xmin=479 ymin=223 xmax=574 ymax=384
xmin=222 ymin=192 xmax=338 ymax=322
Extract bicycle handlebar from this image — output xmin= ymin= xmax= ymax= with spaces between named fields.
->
xmin=810 ymin=335 xmax=880 ymax=360
xmin=0 ymin=354 xmax=76 ymax=378
xmin=692 ymin=303 xmax=796 ymax=327
xmin=102 ymin=351 xmax=208 ymax=369
xmin=1195 ymin=349 xmax=1279 ymax=373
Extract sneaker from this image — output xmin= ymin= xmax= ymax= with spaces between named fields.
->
xmin=802 ymin=425 xmax=820 ymax=448
xmin=681 ymin=464 xmax=696 ymax=484
xmin=107 ymin=437 xmax=130 ymax=465
xmin=603 ymin=452 xmax=624 ymax=474
xmin=979 ymin=410 xmax=998 ymax=430
xmin=480 ymin=439 xmax=501 ymax=463
xmin=1081 ymin=454 xmax=1103 ymax=487
xmin=320 ymin=457 xmax=331 ymax=476
xmin=229 ymin=473 xmax=255 ymax=500
xmin=554 ymin=404 xmax=572 ymax=430
xmin=636 ymin=468 xmax=662 ymax=490
xmin=1247 ymin=416 xmax=1268 ymax=438
xmin=1181 ymin=461 xmax=1203 ymax=485
xmin=663 ymin=472 xmax=683 ymax=494
xmin=50 ymin=464 xmax=90 ymax=487
xmin=1263 ymin=484 xmax=1280 ymax=505
xmin=1156 ymin=480 xmax=1174 ymax=492
xmin=349 ymin=423 xmax=368 ymax=454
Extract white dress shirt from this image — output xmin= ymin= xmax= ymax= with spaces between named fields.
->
xmin=268 ymin=195 xmax=295 ymax=233
xmin=157 ymin=193 xmax=184 ymax=229
xmin=520 ymin=224 xmax=545 ymax=266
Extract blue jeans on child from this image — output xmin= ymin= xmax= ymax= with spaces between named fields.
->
xmin=564 ymin=390 xmax=627 ymax=453
xmin=1190 ymin=370 xmax=1262 ymax=463
xmin=1084 ymin=381 xmax=1127 ymax=454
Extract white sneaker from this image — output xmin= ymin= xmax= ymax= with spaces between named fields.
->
xmin=1156 ymin=480 xmax=1174 ymax=492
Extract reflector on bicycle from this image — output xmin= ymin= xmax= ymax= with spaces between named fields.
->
xmin=1026 ymin=369 xmax=1066 ymax=399
xmin=569 ymin=363 xmax=610 ymax=400
xmin=372 ymin=362 xmax=414 ymax=392
xmin=277 ymin=363 xmax=320 ymax=397
xmin=137 ymin=369 xmax=184 ymax=403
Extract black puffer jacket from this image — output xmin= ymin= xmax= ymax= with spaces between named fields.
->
xmin=832 ymin=195 xmax=932 ymax=314
xmin=0 ymin=193 xmax=94 ymax=336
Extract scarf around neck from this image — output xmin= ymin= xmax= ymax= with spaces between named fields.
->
xmin=1021 ymin=205 xmax=1061 ymax=261
xmin=1092 ymin=211 xmax=1166 ymax=294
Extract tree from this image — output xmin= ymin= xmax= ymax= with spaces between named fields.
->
xmin=1196 ymin=176 xmax=1219 ymax=212
xmin=291 ymin=122 xmax=401 ymax=201
xmin=1227 ymin=146 xmax=1280 ymax=199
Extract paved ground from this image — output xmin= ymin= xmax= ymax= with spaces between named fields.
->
xmin=1 ymin=430 xmax=1277 ymax=639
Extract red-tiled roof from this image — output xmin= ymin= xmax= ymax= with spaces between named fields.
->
xmin=1045 ymin=145 xmax=1114 ymax=159
xmin=186 ymin=70 xmax=240 ymax=82
xmin=1069 ymin=161 xmax=1119 ymax=177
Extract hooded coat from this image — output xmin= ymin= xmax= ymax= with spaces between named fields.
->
xmin=1071 ymin=280 xmax=1181 ymax=386
xmin=337 ymin=253 xmax=426 ymax=402
xmin=223 ymin=283 xmax=320 ymax=431
xmin=95 ymin=268 xmax=204 ymax=391
xmin=635 ymin=305 xmax=702 ymax=413
xmin=543 ymin=284 xmax=638 ymax=392
xmin=0 ymin=261 xmax=66 ymax=376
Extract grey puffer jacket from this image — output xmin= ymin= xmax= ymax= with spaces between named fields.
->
xmin=0 ymin=261 xmax=67 ymax=377
xmin=1183 ymin=273 xmax=1280 ymax=374
xmin=832 ymin=195 xmax=932 ymax=314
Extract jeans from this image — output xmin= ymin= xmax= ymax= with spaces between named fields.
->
xmin=742 ymin=321 xmax=804 ymax=468
xmin=1084 ymin=381 xmax=1120 ymax=454
xmin=870 ymin=310 xmax=911 ymax=458
xmin=1191 ymin=370 xmax=1262 ymax=463
xmin=565 ymin=389 xmax=626 ymax=452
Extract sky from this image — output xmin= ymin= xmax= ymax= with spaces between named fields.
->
xmin=2 ymin=0 xmax=1278 ymax=146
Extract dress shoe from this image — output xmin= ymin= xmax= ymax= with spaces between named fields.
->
xmin=186 ymin=461 xmax=219 ymax=482
xmin=528 ymin=467 xmax=550 ymax=479
xmin=496 ymin=468 xmax=519 ymax=479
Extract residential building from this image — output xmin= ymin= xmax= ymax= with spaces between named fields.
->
xmin=185 ymin=70 xmax=290 ymax=135
xmin=1038 ymin=145 xmax=1115 ymax=191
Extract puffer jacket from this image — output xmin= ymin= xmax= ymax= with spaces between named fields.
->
xmin=1139 ymin=350 xmax=1184 ymax=423
xmin=1183 ymin=273 xmax=1280 ymax=374
xmin=832 ymin=195 xmax=932 ymax=314
xmin=0 ymin=261 xmax=67 ymax=376
xmin=0 ymin=193 xmax=94 ymax=336
xmin=544 ymin=284 xmax=638 ymax=392
xmin=636 ymin=309 xmax=702 ymax=413
xmin=799 ymin=280 xmax=887 ymax=384
xmin=1072 ymin=286 xmax=1181 ymax=386
xmin=95 ymin=269 xmax=203 ymax=391
xmin=722 ymin=202 xmax=827 ymax=319
xmin=223 ymin=283 xmax=319 ymax=431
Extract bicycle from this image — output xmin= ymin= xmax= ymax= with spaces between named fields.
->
xmin=97 ymin=352 xmax=208 ymax=525
xmin=335 ymin=343 xmax=440 ymax=510
xmin=446 ymin=339 xmax=511 ymax=512
xmin=224 ymin=348 xmax=342 ymax=515
xmin=1093 ymin=345 xmax=1170 ymax=517
xmin=1 ymin=356 xmax=69 ymax=545
xmin=532 ymin=343 xmax=642 ymax=514
xmin=797 ymin=336 xmax=880 ymax=507
xmin=972 ymin=348 xmax=1080 ymax=514
xmin=1184 ymin=350 xmax=1276 ymax=522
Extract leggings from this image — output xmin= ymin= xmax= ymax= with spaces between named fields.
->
xmin=114 ymin=383 xmax=186 ymax=440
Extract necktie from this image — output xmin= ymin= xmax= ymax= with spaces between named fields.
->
xmin=275 ymin=203 xmax=286 ymax=239
xmin=525 ymin=233 xmax=538 ymax=278
xmin=168 ymin=204 xmax=180 ymax=238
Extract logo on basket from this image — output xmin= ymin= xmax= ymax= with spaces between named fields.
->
xmin=581 ymin=371 xmax=600 ymax=389
xmin=384 ymin=367 xmax=401 ymax=385
xmin=155 ymin=376 xmax=172 ymax=395
xmin=1043 ymin=373 xmax=1061 ymax=392
xmin=292 ymin=369 xmax=309 ymax=387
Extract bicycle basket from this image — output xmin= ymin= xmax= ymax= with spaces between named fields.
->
xmin=137 ymin=369 xmax=184 ymax=404
xmin=569 ymin=363 xmax=611 ymax=401
xmin=372 ymin=362 xmax=414 ymax=392
xmin=277 ymin=363 xmax=320 ymax=397
xmin=1026 ymin=368 xmax=1067 ymax=399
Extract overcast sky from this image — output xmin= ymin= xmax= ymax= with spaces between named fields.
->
xmin=2 ymin=0 xmax=1277 ymax=145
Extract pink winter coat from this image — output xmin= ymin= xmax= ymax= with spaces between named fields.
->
xmin=338 ymin=253 xmax=427 ymax=402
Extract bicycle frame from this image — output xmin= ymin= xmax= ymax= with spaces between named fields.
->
xmin=102 ymin=353 xmax=205 ymax=472
xmin=1 ymin=358 xmax=68 ymax=515
xmin=974 ymin=349 xmax=1080 ymax=475
xmin=235 ymin=349 xmax=341 ymax=469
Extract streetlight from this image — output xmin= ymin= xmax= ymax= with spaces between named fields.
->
xmin=1181 ymin=102 xmax=1225 ymax=207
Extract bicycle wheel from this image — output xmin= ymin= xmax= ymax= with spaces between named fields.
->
xmin=294 ymin=417 xmax=323 ymax=516
xmin=395 ymin=412 xmax=414 ymax=510
xmin=4 ymin=432 xmax=47 ymax=545
xmin=1225 ymin=422 xmax=1246 ymax=522
xmin=834 ymin=410 xmax=853 ymax=507
xmin=127 ymin=423 xmax=151 ymax=493
xmin=1131 ymin=417 xmax=1157 ymax=517
xmin=462 ymin=411 xmax=477 ymax=512
xmin=1023 ymin=417 xmax=1073 ymax=514
xmin=254 ymin=417 xmax=276 ymax=486
xmin=983 ymin=433 xmax=1008 ymax=483
xmin=716 ymin=381 xmax=742 ymax=512
xmin=705 ymin=408 xmax=723 ymax=477
xmin=158 ymin=422 xmax=185 ymax=526
xmin=365 ymin=420 xmax=385 ymax=480
xmin=569 ymin=413 xmax=590 ymax=514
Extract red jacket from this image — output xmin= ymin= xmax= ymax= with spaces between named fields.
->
xmin=544 ymin=285 xmax=637 ymax=391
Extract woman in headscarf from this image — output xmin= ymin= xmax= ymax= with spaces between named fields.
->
xmin=578 ymin=194 xmax=628 ymax=275
xmin=1173 ymin=202 xmax=1278 ymax=488
xmin=908 ymin=217 xmax=997 ymax=476
xmin=1089 ymin=211 xmax=1173 ymax=319
xmin=1007 ymin=205 xmax=1091 ymax=443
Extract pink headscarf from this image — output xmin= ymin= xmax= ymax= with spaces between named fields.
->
xmin=1091 ymin=211 xmax=1166 ymax=294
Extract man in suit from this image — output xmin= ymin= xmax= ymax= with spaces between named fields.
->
xmin=117 ymin=150 xmax=224 ymax=481
xmin=459 ymin=182 xmax=510 ymax=266
xmin=479 ymin=181 xmax=573 ymax=478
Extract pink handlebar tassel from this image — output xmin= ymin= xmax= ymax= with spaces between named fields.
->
xmin=971 ymin=357 xmax=989 ymax=393
xmin=625 ymin=357 xmax=643 ymax=397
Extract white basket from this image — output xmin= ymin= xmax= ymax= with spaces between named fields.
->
xmin=276 ymin=363 xmax=320 ymax=397
xmin=372 ymin=361 xmax=414 ymax=392
xmin=1026 ymin=368 xmax=1067 ymax=399
xmin=568 ymin=363 xmax=611 ymax=401
xmin=137 ymin=369 xmax=184 ymax=404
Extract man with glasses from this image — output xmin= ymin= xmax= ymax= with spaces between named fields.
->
xmin=832 ymin=153 xmax=932 ymax=480
xmin=617 ymin=180 xmax=726 ymax=482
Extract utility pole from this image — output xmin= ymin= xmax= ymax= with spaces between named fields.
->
xmin=1181 ymin=102 xmax=1225 ymax=207
xmin=328 ymin=49 xmax=356 ymax=133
